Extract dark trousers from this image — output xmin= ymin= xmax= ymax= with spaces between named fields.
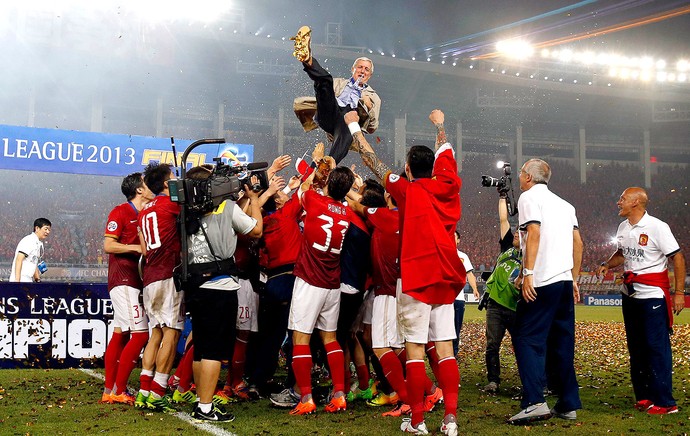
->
xmin=485 ymin=298 xmax=516 ymax=384
xmin=513 ymin=280 xmax=581 ymax=412
xmin=452 ymin=299 xmax=466 ymax=355
xmin=336 ymin=291 xmax=365 ymax=352
xmin=622 ymin=295 xmax=675 ymax=407
xmin=303 ymin=58 xmax=353 ymax=164
xmin=247 ymin=272 xmax=295 ymax=391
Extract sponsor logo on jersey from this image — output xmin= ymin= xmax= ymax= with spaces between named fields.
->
xmin=107 ymin=221 xmax=118 ymax=232
xmin=639 ymin=234 xmax=648 ymax=246
xmin=388 ymin=174 xmax=400 ymax=183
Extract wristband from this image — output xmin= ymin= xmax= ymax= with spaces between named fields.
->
xmin=347 ymin=122 xmax=362 ymax=135
xmin=282 ymin=186 xmax=291 ymax=195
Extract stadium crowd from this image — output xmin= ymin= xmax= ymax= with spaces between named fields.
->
xmin=1 ymin=158 xmax=687 ymax=272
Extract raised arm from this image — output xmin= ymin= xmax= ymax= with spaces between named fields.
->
xmin=429 ymin=109 xmax=447 ymax=151
xmin=345 ymin=110 xmax=391 ymax=181
xmin=498 ymin=197 xmax=510 ymax=239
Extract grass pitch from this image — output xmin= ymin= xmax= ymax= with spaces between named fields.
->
xmin=1 ymin=305 xmax=689 ymax=435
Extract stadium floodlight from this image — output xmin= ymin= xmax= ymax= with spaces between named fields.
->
xmin=558 ymin=49 xmax=574 ymax=63
xmin=656 ymin=59 xmax=666 ymax=70
xmin=640 ymin=71 xmax=651 ymax=82
xmin=496 ymin=39 xmax=534 ymax=59
xmin=640 ymin=57 xmax=654 ymax=69
xmin=667 ymin=73 xmax=676 ymax=82
xmin=677 ymin=60 xmax=689 ymax=72
xmin=678 ymin=73 xmax=687 ymax=83
xmin=619 ymin=68 xmax=630 ymax=79
xmin=496 ymin=161 xmax=505 ymax=169
xmin=541 ymin=48 xmax=550 ymax=58
xmin=609 ymin=68 xmax=617 ymax=77
xmin=656 ymin=71 xmax=667 ymax=82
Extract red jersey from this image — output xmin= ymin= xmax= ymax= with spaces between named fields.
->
xmin=293 ymin=189 xmax=353 ymax=289
xmin=260 ymin=193 xmax=303 ymax=270
xmin=104 ymin=201 xmax=143 ymax=290
xmin=138 ymin=194 xmax=181 ymax=287
xmin=385 ymin=145 xmax=466 ymax=304
xmin=364 ymin=207 xmax=400 ymax=297
xmin=235 ymin=234 xmax=258 ymax=276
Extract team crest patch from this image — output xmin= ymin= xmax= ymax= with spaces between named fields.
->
xmin=388 ymin=174 xmax=400 ymax=183
xmin=107 ymin=221 xmax=118 ymax=232
xmin=638 ymin=234 xmax=648 ymax=246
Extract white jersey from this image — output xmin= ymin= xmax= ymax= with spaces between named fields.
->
xmin=518 ymin=184 xmax=578 ymax=287
xmin=456 ymin=250 xmax=474 ymax=301
xmin=10 ymin=233 xmax=43 ymax=282
xmin=616 ymin=212 xmax=680 ymax=299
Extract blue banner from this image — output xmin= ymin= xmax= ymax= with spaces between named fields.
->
xmin=582 ymin=294 xmax=623 ymax=306
xmin=0 ymin=283 xmax=113 ymax=368
xmin=0 ymin=124 xmax=254 ymax=177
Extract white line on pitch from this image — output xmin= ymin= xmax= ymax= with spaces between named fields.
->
xmin=79 ymin=368 xmax=238 ymax=436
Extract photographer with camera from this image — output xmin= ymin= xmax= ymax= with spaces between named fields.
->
xmin=479 ymin=194 xmax=521 ymax=394
xmin=182 ymin=164 xmax=264 ymax=422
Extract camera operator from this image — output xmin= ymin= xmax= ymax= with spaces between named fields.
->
xmin=183 ymin=164 xmax=264 ymax=422
xmin=480 ymin=191 xmax=521 ymax=394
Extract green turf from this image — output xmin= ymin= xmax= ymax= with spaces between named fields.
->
xmin=0 ymin=305 xmax=688 ymax=435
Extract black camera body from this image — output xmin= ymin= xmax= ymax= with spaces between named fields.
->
xmin=480 ymin=162 xmax=517 ymax=216
xmin=481 ymin=162 xmax=512 ymax=194
xmin=170 ymin=158 xmax=269 ymax=214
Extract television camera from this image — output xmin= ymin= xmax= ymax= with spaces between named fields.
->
xmin=168 ymin=138 xmax=268 ymax=284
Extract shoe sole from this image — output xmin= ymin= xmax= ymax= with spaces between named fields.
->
xmin=289 ymin=409 xmax=315 ymax=416
xmin=508 ymin=413 xmax=552 ymax=425
xmin=270 ymin=400 xmax=299 ymax=408
xmin=193 ymin=416 xmax=236 ymax=423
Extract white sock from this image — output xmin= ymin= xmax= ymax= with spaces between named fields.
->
xmin=199 ymin=402 xmax=213 ymax=413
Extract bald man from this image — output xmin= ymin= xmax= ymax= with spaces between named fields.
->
xmin=598 ymin=187 xmax=686 ymax=415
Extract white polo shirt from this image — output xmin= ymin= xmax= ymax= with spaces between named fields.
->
xmin=456 ymin=250 xmax=474 ymax=301
xmin=616 ymin=212 xmax=680 ymax=299
xmin=518 ymin=184 xmax=578 ymax=287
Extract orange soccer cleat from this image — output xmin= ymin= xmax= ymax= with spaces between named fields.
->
xmin=289 ymin=398 xmax=317 ymax=415
xmin=324 ymin=395 xmax=347 ymax=413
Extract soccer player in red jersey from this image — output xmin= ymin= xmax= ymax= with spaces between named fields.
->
xmin=101 ymin=172 xmax=154 ymax=405
xmin=346 ymin=109 xmax=466 ymax=435
xmin=287 ymin=166 xmax=356 ymax=415
xmin=135 ymin=162 xmax=185 ymax=413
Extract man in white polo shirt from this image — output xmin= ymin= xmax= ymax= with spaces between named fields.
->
xmin=508 ymin=159 xmax=583 ymax=425
xmin=597 ymin=187 xmax=686 ymax=415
